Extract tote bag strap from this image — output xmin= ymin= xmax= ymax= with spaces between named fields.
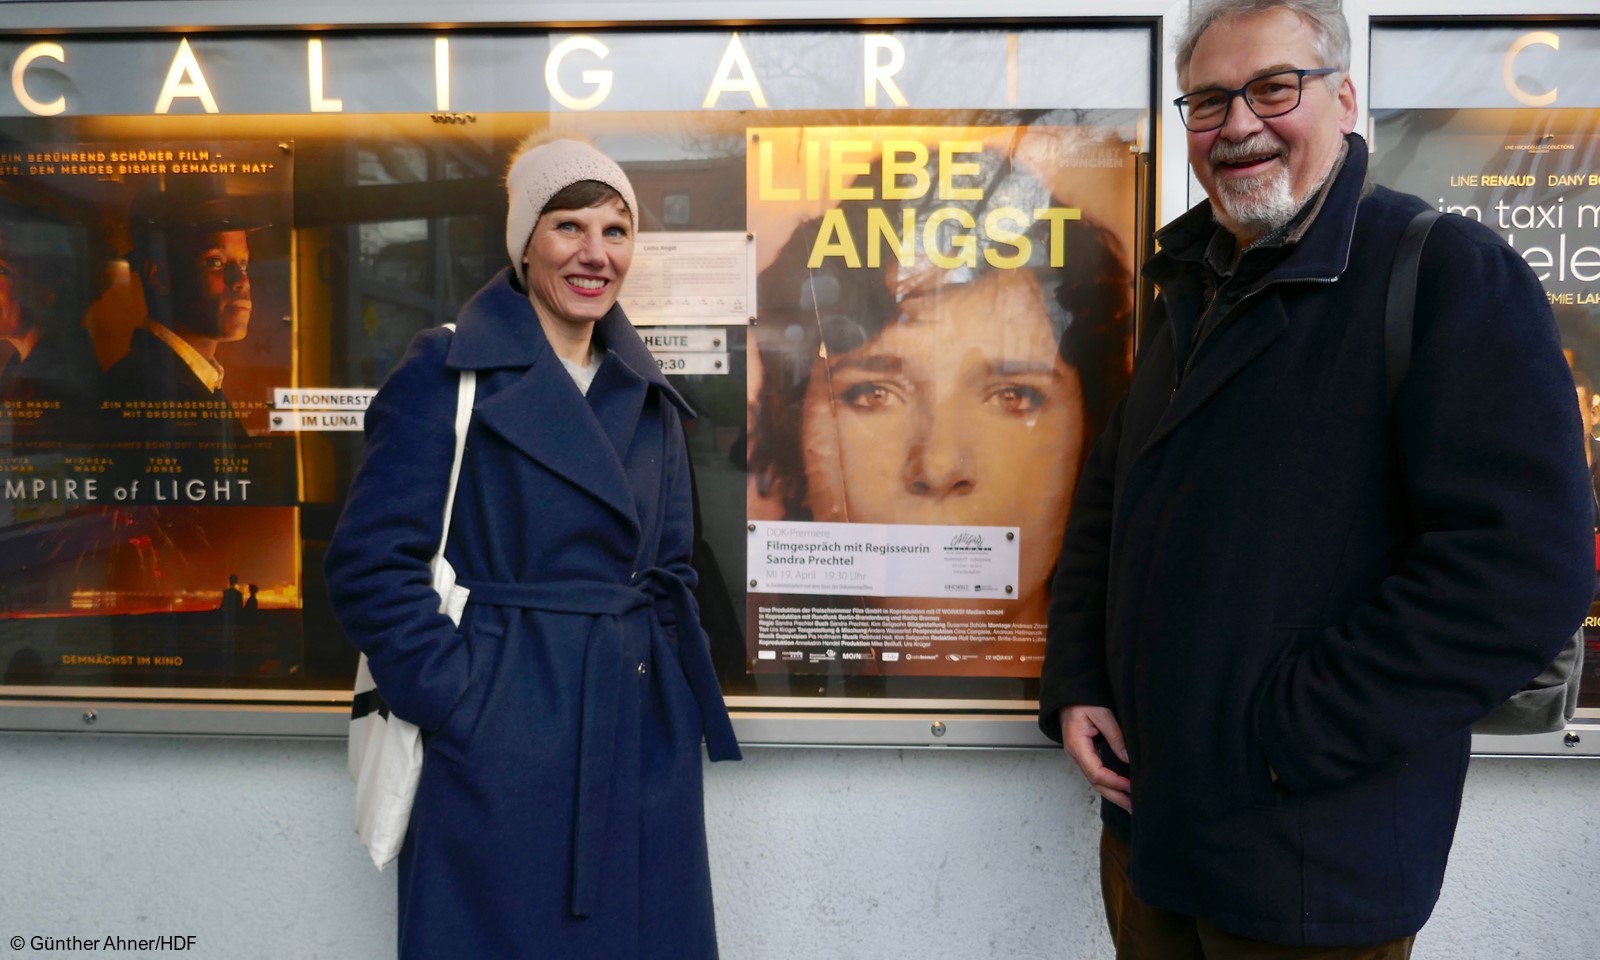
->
xmin=433 ymin=322 xmax=475 ymax=564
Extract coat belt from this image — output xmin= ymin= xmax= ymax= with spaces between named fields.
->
xmin=459 ymin=568 xmax=740 ymax=919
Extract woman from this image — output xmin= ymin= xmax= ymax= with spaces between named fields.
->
xmin=749 ymin=147 xmax=1134 ymax=625
xmin=326 ymin=136 xmax=740 ymax=959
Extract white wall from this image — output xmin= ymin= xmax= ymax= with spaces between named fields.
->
xmin=0 ymin=736 xmax=1595 ymax=959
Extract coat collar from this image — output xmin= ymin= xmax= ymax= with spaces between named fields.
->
xmin=442 ymin=267 xmax=694 ymax=529
xmin=1146 ymin=132 xmax=1370 ymax=291
xmin=444 ymin=266 xmax=695 ymax=421
xmin=1133 ymin=134 xmax=1371 ymax=457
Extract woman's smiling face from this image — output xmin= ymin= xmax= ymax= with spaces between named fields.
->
xmin=799 ymin=268 xmax=1087 ymax=615
xmin=522 ymin=196 xmax=634 ymax=335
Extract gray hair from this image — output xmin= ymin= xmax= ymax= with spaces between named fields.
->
xmin=1174 ymin=0 xmax=1350 ymax=87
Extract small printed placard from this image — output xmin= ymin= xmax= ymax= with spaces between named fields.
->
xmin=653 ymin=352 xmax=729 ymax=376
xmin=640 ymin=328 xmax=727 ymax=352
xmin=748 ymin=521 xmax=1020 ymax=599
xmin=621 ymin=232 xmax=754 ymax=326
xmin=268 ymin=410 xmax=365 ymax=432
xmin=271 ymin=388 xmax=376 ymax=410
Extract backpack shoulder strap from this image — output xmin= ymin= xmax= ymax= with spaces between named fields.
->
xmin=1385 ymin=209 xmax=1445 ymax=408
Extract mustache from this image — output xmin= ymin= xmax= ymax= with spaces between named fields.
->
xmin=1210 ymin=134 xmax=1284 ymax=165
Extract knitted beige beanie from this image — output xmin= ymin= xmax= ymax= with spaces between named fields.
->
xmin=504 ymin=138 xmax=638 ymax=288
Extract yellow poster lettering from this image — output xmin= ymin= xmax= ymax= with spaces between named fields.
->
xmin=938 ymin=141 xmax=984 ymax=200
xmin=828 ymin=140 xmax=875 ymax=201
xmin=880 ymin=141 xmax=931 ymax=200
xmin=805 ymin=203 xmax=1083 ymax=270
xmin=805 ymin=140 xmax=822 ymax=200
xmin=923 ymin=207 xmax=977 ymax=268
xmin=865 ymin=207 xmax=916 ymax=268
xmin=757 ymin=139 xmax=799 ymax=201
xmin=807 ymin=209 xmax=862 ymax=269
xmin=1033 ymin=206 xmax=1083 ymax=266
xmin=982 ymin=207 xmax=1031 ymax=268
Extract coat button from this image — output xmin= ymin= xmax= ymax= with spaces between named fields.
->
xmin=637 ymin=662 xmax=648 ymax=677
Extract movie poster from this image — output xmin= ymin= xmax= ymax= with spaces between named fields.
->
xmin=1371 ymin=108 xmax=1600 ymax=707
xmin=744 ymin=125 xmax=1137 ymax=677
xmin=0 ymin=140 xmax=302 ymax=693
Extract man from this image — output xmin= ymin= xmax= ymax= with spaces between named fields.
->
xmin=218 ymin=573 xmax=244 ymax=621
xmin=104 ymin=185 xmax=255 ymax=443
xmin=1038 ymin=1 xmax=1594 ymax=957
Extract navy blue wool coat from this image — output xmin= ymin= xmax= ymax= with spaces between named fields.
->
xmin=1039 ymin=136 xmax=1595 ymax=946
xmin=326 ymin=268 xmax=740 ymax=960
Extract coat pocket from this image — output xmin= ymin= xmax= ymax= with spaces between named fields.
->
xmin=1248 ymin=625 xmax=1324 ymax=808
xmin=1249 ymin=760 xmax=1292 ymax=808
xmin=432 ymin=605 xmax=498 ymax=743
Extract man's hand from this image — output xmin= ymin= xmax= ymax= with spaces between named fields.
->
xmin=1059 ymin=705 xmax=1132 ymax=813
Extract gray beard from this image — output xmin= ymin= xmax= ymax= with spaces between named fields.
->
xmin=1212 ymin=164 xmax=1300 ymax=241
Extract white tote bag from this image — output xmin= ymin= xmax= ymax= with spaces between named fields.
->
xmin=347 ymin=333 xmax=475 ymax=871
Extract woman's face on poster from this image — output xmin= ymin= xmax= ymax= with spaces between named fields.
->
xmin=798 ymin=267 xmax=1087 ymax=613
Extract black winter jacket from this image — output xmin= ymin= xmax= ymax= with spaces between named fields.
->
xmin=1039 ymin=134 xmax=1594 ymax=946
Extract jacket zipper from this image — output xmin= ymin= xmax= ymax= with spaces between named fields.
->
xmin=1168 ymin=273 xmax=1341 ymax=402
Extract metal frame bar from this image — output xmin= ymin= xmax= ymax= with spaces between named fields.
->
xmin=5 ymin=698 xmax=1596 ymax=756
xmin=3 ymin=0 xmax=1597 ymax=32
xmin=1 ymin=1 xmax=1173 ymax=31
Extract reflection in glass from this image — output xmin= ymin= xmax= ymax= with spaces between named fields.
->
xmin=1372 ymin=104 xmax=1600 ymax=711
xmin=0 ymin=25 xmax=1152 ymax=712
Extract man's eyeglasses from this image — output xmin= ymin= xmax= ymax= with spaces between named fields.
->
xmin=1173 ymin=67 xmax=1341 ymax=132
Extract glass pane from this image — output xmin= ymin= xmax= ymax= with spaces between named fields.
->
xmin=358 ymin=219 xmax=431 ymax=294
xmin=1372 ymin=24 xmax=1600 ymax=714
xmin=0 ymin=25 xmax=1152 ymax=714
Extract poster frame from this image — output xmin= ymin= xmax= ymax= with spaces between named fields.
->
xmin=0 ymin=7 xmax=1169 ymax=747
xmin=1363 ymin=6 xmax=1600 ymax=757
